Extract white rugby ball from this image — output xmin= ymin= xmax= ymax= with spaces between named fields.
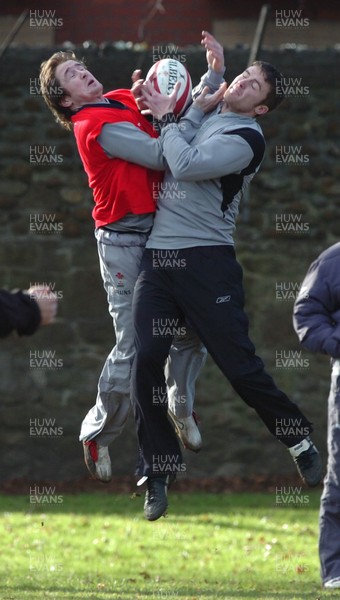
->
xmin=145 ymin=59 xmax=192 ymax=116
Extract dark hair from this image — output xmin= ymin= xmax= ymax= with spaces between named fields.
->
xmin=39 ymin=51 xmax=86 ymax=130
xmin=251 ymin=60 xmax=285 ymax=112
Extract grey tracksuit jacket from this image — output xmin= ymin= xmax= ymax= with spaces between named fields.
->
xmin=147 ymin=106 xmax=265 ymax=249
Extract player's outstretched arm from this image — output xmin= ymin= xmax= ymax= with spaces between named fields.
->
xmin=201 ymin=30 xmax=225 ymax=74
xmin=193 ymin=30 xmax=226 ymax=100
xmin=27 ymin=286 xmax=58 ymax=326
xmin=0 ymin=286 xmax=57 ymax=338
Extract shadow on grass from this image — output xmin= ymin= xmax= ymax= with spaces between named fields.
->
xmin=0 ymin=582 xmax=329 ymax=600
xmin=0 ymin=490 xmax=322 ymax=519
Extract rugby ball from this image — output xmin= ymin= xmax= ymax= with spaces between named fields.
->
xmin=145 ymin=59 xmax=192 ymax=116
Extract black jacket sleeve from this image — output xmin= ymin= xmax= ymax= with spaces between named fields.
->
xmin=0 ymin=289 xmax=41 ymax=338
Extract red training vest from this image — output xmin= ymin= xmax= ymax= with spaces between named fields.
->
xmin=71 ymin=89 xmax=163 ymax=228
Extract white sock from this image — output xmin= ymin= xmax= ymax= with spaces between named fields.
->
xmin=288 ymin=437 xmax=312 ymax=457
xmin=137 ymin=475 xmax=148 ymax=486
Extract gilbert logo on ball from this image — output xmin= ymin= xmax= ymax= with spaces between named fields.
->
xmin=146 ymin=59 xmax=192 ymax=116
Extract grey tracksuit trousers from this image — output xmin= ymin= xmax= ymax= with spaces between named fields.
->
xmin=79 ymin=228 xmax=206 ymax=445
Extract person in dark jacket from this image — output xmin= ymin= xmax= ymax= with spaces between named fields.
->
xmin=0 ymin=286 xmax=58 ymax=338
xmin=293 ymin=242 xmax=340 ymax=589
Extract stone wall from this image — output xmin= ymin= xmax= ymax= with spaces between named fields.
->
xmin=0 ymin=46 xmax=338 ymax=483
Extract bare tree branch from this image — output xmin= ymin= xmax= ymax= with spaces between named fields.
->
xmin=138 ymin=0 xmax=166 ymax=43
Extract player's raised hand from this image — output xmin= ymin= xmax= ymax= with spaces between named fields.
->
xmin=131 ymin=69 xmax=142 ymax=84
xmin=201 ymin=30 xmax=225 ymax=73
xmin=193 ymin=82 xmax=227 ymax=114
xmin=130 ymin=69 xmax=147 ymax=110
xmin=140 ymin=79 xmax=181 ymax=120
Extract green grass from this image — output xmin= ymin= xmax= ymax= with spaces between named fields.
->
xmin=0 ymin=490 xmax=336 ymax=599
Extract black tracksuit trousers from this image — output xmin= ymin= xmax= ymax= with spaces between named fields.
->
xmin=131 ymin=245 xmax=313 ymax=477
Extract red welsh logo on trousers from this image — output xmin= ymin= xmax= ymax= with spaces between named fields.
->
xmin=115 ymin=272 xmax=125 ymax=287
